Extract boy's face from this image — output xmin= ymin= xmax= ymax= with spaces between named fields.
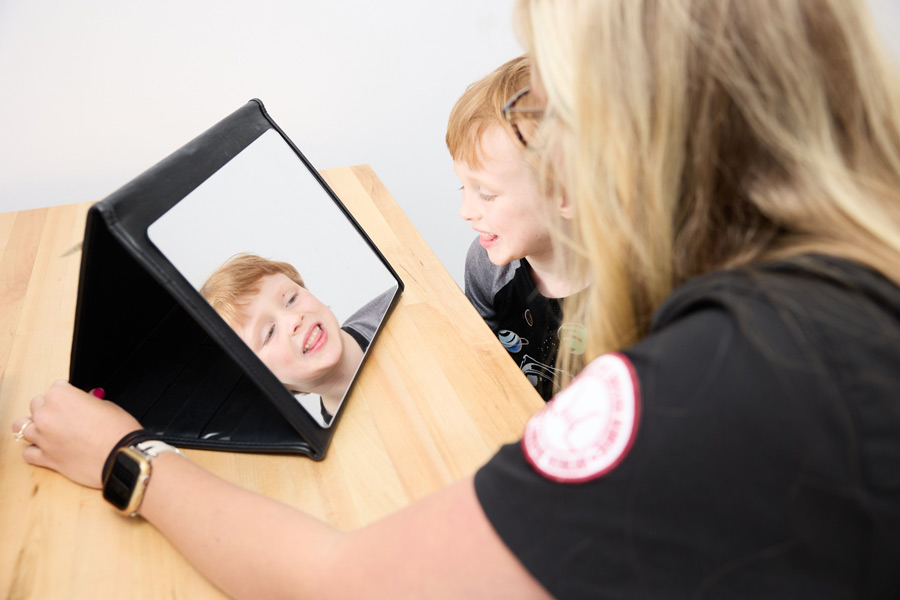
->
xmin=235 ymin=273 xmax=344 ymax=393
xmin=454 ymin=125 xmax=554 ymax=266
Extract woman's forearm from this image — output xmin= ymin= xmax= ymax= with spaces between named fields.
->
xmin=138 ymin=454 xmax=549 ymax=600
xmin=16 ymin=382 xmax=548 ymax=599
xmin=140 ymin=453 xmax=344 ymax=599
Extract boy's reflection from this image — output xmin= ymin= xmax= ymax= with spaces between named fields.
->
xmin=201 ymin=253 xmax=366 ymax=425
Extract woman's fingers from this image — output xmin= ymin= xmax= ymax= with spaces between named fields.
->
xmin=15 ymin=381 xmax=143 ymax=489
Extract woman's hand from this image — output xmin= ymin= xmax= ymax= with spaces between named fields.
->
xmin=11 ymin=380 xmax=142 ymax=489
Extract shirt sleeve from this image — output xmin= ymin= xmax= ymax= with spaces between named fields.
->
xmin=341 ymin=287 xmax=396 ymax=350
xmin=464 ymin=237 xmax=517 ymax=333
xmin=474 ymin=302 xmax=858 ymax=599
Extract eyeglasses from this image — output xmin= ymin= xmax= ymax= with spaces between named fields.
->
xmin=502 ymin=87 xmax=544 ymax=147
xmin=502 ymin=87 xmax=545 ymax=147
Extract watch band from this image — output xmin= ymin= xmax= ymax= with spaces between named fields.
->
xmin=135 ymin=440 xmax=185 ymax=460
xmin=101 ymin=429 xmax=152 ymax=483
xmin=102 ymin=439 xmax=185 ymax=517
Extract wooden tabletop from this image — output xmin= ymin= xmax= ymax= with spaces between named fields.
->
xmin=0 ymin=165 xmax=543 ymax=599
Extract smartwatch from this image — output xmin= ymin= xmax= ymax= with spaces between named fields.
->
xmin=102 ymin=440 xmax=184 ymax=517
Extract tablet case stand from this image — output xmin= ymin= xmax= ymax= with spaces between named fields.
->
xmin=69 ymin=99 xmax=400 ymax=460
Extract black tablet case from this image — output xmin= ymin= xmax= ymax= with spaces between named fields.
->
xmin=69 ymin=99 xmax=402 ymax=460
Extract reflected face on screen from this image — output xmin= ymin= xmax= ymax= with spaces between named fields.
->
xmin=235 ymin=273 xmax=345 ymax=394
xmin=147 ymin=128 xmax=401 ymax=428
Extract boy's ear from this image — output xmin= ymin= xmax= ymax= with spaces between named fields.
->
xmin=557 ymin=191 xmax=574 ymax=220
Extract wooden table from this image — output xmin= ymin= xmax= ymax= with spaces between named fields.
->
xmin=0 ymin=165 xmax=543 ymax=599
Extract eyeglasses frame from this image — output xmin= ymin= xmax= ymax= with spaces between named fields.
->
xmin=502 ymin=87 xmax=545 ymax=147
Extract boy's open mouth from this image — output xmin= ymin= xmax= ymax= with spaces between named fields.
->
xmin=303 ymin=324 xmax=325 ymax=354
xmin=479 ymin=232 xmax=499 ymax=248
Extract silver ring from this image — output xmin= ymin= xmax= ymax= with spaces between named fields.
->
xmin=14 ymin=418 xmax=34 ymax=442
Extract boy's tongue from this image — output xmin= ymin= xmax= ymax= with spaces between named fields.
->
xmin=480 ymin=233 xmax=499 ymax=248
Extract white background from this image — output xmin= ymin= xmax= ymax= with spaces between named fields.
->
xmin=2 ymin=1 xmax=898 ymax=285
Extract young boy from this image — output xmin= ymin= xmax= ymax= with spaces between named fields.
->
xmin=446 ymin=56 xmax=585 ymax=400
xmin=200 ymin=253 xmax=392 ymax=424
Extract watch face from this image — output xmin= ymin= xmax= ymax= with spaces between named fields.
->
xmin=102 ymin=447 xmax=150 ymax=513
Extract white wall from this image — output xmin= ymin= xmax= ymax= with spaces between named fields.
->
xmin=1 ymin=1 xmax=898 ymax=286
xmin=0 ymin=0 xmax=520 ymax=285
xmin=870 ymin=0 xmax=900 ymax=59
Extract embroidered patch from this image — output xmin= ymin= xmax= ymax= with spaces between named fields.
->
xmin=522 ymin=352 xmax=641 ymax=483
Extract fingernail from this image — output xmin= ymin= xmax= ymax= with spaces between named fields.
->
xmin=92 ymin=388 xmax=106 ymax=399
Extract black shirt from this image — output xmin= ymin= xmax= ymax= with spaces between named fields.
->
xmin=475 ymin=256 xmax=900 ymax=598
xmin=465 ymin=238 xmax=583 ymax=400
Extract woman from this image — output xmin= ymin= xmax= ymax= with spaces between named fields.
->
xmin=13 ymin=1 xmax=900 ymax=597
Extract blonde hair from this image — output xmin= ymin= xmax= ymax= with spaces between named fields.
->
xmin=517 ymin=0 xmax=900 ymax=381
xmin=446 ymin=55 xmax=532 ymax=168
xmin=200 ymin=253 xmax=305 ymax=328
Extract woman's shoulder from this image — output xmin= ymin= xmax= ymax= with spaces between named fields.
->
xmin=633 ymin=256 xmax=900 ymax=462
xmin=652 ymin=254 xmax=900 ymax=333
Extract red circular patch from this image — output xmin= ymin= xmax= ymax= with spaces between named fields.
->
xmin=522 ymin=353 xmax=641 ymax=483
